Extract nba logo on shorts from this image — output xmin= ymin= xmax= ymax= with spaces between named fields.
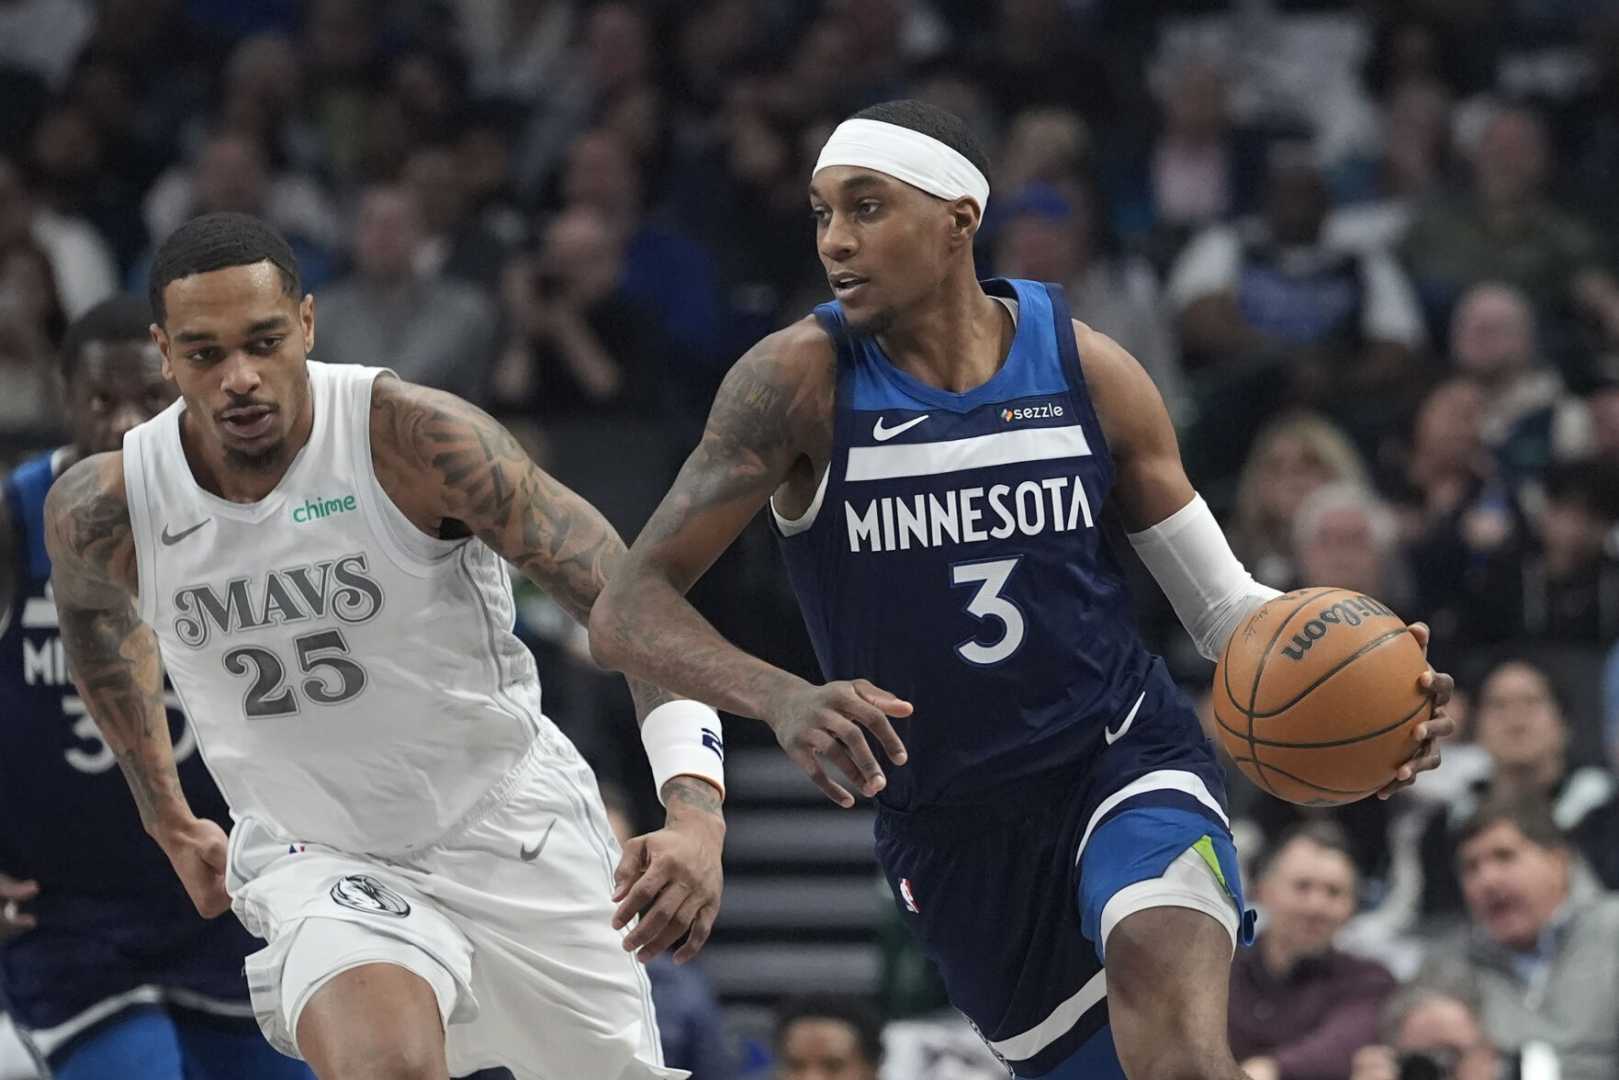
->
xmin=899 ymin=877 xmax=921 ymax=914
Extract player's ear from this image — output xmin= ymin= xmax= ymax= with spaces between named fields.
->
xmin=300 ymin=293 xmax=316 ymax=355
xmin=948 ymin=197 xmax=981 ymax=247
xmin=150 ymin=323 xmax=174 ymax=381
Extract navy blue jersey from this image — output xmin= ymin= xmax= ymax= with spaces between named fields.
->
xmin=775 ymin=279 xmax=1170 ymax=809
xmin=0 ymin=450 xmax=233 ymax=899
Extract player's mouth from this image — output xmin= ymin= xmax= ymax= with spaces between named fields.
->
xmin=218 ymin=403 xmax=278 ymax=441
xmin=829 ymin=271 xmax=869 ymax=299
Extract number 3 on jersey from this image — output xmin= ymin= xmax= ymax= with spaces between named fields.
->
xmin=223 ymin=628 xmax=368 ymax=717
xmin=950 ymin=557 xmax=1025 ymax=666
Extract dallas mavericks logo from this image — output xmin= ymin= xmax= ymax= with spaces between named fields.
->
xmin=330 ymin=874 xmax=411 ymax=917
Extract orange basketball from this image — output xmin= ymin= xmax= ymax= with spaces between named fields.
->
xmin=1212 ymin=587 xmax=1430 ymax=806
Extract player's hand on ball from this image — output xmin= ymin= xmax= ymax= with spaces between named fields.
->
xmin=156 ymin=816 xmax=231 ymax=918
xmin=1377 ymin=621 xmax=1456 ymax=800
xmin=0 ymin=873 xmax=39 ymax=940
xmin=771 ymin=679 xmax=914 ymax=808
xmin=612 ymin=781 xmax=724 ymax=965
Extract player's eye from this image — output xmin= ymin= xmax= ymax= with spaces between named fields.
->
xmin=252 ymin=337 xmax=283 ymax=354
xmin=810 ymin=206 xmax=830 ymax=226
xmin=187 ymin=349 xmax=216 ymax=364
xmin=856 ymin=199 xmax=881 ymax=217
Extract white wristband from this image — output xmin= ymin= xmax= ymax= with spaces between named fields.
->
xmin=642 ymin=701 xmax=725 ymax=805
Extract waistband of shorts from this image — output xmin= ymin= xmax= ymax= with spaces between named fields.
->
xmin=382 ymin=725 xmax=574 ymax=858
xmin=875 ymin=764 xmax=1087 ymax=843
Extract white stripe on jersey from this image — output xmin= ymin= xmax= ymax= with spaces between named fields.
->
xmin=845 ymin=423 xmax=1091 ymax=483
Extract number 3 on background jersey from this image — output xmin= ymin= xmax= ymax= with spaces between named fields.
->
xmin=950 ymin=557 xmax=1026 ymax=666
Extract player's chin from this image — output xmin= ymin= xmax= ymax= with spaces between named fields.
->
xmin=842 ymin=300 xmax=896 ymax=336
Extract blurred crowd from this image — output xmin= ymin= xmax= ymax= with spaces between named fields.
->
xmin=5 ymin=0 xmax=1619 ymax=1077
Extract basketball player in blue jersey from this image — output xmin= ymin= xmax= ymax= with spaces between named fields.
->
xmin=0 ymin=295 xmax=311 ymax=1079
xmin=592 ymin=100 xmax=1457 ymax=1080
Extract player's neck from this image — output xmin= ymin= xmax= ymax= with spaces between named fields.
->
xmin=876 ymin=272 xmax=1012 ymax=395
xmin=180 ymin=392 xmax=316 ymax=504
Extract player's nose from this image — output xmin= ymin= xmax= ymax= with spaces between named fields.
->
xmin=219 ymin=352 xmax=262 ymax=396
xmin=107 ymin=402 xmax=146 ymax=443
xmin=818 ymin=214 xmax=857 ymax=261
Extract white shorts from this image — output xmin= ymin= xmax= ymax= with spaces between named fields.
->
xmin=225 ymin=734 xmax=687 ymax=1080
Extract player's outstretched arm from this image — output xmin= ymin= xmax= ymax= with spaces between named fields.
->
xmin=1076 ymin=321 xmax=1454 ymax=795
xmin=43 ymin=453 xmax=231 ymax=917
xmin=590 ymin=323 xmax=913 ymax=808
xmin=370 ymin=376 xmax=726 ymax=959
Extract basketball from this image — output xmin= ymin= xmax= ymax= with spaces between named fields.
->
xmin=1212 ymin=587 xmax=1431 ymax=806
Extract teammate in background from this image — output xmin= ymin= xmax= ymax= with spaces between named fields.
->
xmin=43 ymin=213 xmax=724 ymax=1080
xmin=0 ymin=295 xmax=312 ymax=1080
xmin=591 ymin=100 xmax=1456 ymax=1079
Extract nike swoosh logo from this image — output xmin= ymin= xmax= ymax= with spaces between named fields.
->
xmin=872 ymin=414 xmax=929 ymax=442
xmin=519 ymin=819 xmax=556 ymax=862
xmin=160 ymin=519 xmax=212 ymax=546
xmin=1103 ymin=690 xmax=1147 ymax=746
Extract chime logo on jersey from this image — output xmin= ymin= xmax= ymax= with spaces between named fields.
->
xmin=330 ymin=873 xmax=411 ymax=917
xmin=170 ymin=551 xmax=385 ymax=649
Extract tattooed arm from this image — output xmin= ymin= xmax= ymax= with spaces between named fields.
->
xmin=590 ymin=321 xmax=914 ymax=808
xmin=371 ymin=374 xmax=726 ymax=960
xmin=43 ymin=453 xmax=230 ymax=916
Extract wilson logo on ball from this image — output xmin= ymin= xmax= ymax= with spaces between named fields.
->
xmin=1280 ymin=595 xmax=1397 ymax=661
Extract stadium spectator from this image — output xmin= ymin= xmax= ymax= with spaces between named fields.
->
xmin=455 ymin=0 xmax=578 ymax=103
xmin=775 ymin=995 xmax=883 ymax=1080
xmin=25 ymin=98 xmax=147 ymax=274
xmin=402 ymin=143 xmax=513 ymax=293
xmin=1169 ymin=145 xmax=1426 ymax=418
xmin=208 ymin=33 xmax=324 ymax=181
xmin=1446 ymin=282 xmax=1583 ymax=484
xmin=1347 ymin=987 xmax=1503 ymax=1080
xmin=1327 ymin=79 xmax=1455 ymax=255
xmin=137 ymin=131 xmax=338 ymax=289
xmin=994 ymin=107 xmax=1090 ymax=202
xmin=317 ymin=184 xmax=497 ymax=402
xmin=1417 ymin=793 xmax=1619 ymax=1080
xmin=0 ymin=239 xmax=67 ymax=349
xmin=1228 ymin=412 xmax=1371 ymax=589
xmin=1417 ymin=659 xmax=1616 ymax=918
xmin=1229 ymin=822 xmax=1397 ymax=1080
xmin=1400 ymin=105 xmax=1619 ymax=370
xmin=0 ymin=155 xmax=116 ymax=319
xmin=0 ymin=317 xmax=57 ymax=453
xmin=1292 ymin=483 xmax=1410 ymax=611
xmin=600 ymin=783 xmax=736 ymax=1080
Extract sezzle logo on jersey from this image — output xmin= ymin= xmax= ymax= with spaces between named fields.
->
xmin=845 ymin=475 xmax=1094 ymax=554
xmin=1001 ymin=401 xmax=1065 ymax=423
xmin=171 ymin=552 xmax=384 ymax=649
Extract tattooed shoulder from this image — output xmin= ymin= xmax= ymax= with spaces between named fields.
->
xmin=44 ymin=452 xmax=137 ymax=597
xmin=699 ymin=317 xmax=837 ymax=481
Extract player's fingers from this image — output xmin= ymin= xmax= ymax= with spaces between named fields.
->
xmin=848 ymin=705 xmax=909 ymax=767
xmin=792 ymin=746 xmax=855 ymax=808
xmin=673 ymin=902 xmax=718 ymax=965
xmin=826 ymin=715 xmax=886 ymax=795
xmin=623 ymin=881 xmax=690 ymax=956
xmin=851 ymin=679 xmax=914 ymax=717
xmin=0 ymin=877 xmax=39 ymax=901
xmin=1414 ymin=712 xmax=1457 ymax=744
xmin=636 ymin=891 xmax=703 ymax=963
xmin=612 ymin=837 xmax=648 ymax=902
xmin=1407 ymin=621 xmax=1431 ymax=654
xmin=1417 ymin=668 xmax=1455 ymax=705
xmin=613 ymin=860 xmax=670 ymax=931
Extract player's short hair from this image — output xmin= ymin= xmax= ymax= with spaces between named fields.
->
xmin=848 ymin=99 xmax=992 ymax=187
xmin=149 ymin=211 xmax=301 ymax=324
xmin=1455 ymin=790 xmax=1567 ymax=855
xmin=774 ymin=994 xmax=884 ymax=1065
xmin=59 ymin=293 xmax=155 ymax=381
xmin=1254 ymin=818 xmax=1357 ymax=882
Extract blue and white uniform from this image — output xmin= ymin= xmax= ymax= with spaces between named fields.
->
xmin=0 ymin=448 xmax=309 ymax=1078
xmin=773 ymin=279 xmax=1253 ymax=1078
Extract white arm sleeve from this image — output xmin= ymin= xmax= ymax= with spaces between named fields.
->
xmin=1127 ymin=494 xmax=1282 ymax=662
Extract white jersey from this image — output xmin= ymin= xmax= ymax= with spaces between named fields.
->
xmin=123 ymin=361 xmax=546 ymax=854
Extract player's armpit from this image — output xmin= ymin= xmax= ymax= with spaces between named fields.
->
xmin=1072 ymin=321 xmax=1196 ymax=532
xmin=44 ymin=453 xmax=191 ymax=835
xmin=589 ymin=321 xmax=835 ymax=720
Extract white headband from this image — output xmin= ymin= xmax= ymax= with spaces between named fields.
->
xmin=814 ymin=118 xmax=989 ymax=215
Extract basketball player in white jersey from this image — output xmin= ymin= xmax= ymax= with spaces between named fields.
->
xmin=42 ymin=212 xmax=727 ymax=1080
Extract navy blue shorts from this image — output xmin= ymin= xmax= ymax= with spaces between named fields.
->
xmin=0 ymin=891 xmax=263 ymax=1062
xmin=874 ymin=675 xmax=1252 ymax=1078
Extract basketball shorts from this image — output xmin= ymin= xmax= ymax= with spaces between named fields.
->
xmin=225 ymin=731 xmax=686 ymax=1080
xmin=874 ymin=672 xmax=1255 ymax=1079
xmin=0 ymin=889 xmax=265 ymax=1064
